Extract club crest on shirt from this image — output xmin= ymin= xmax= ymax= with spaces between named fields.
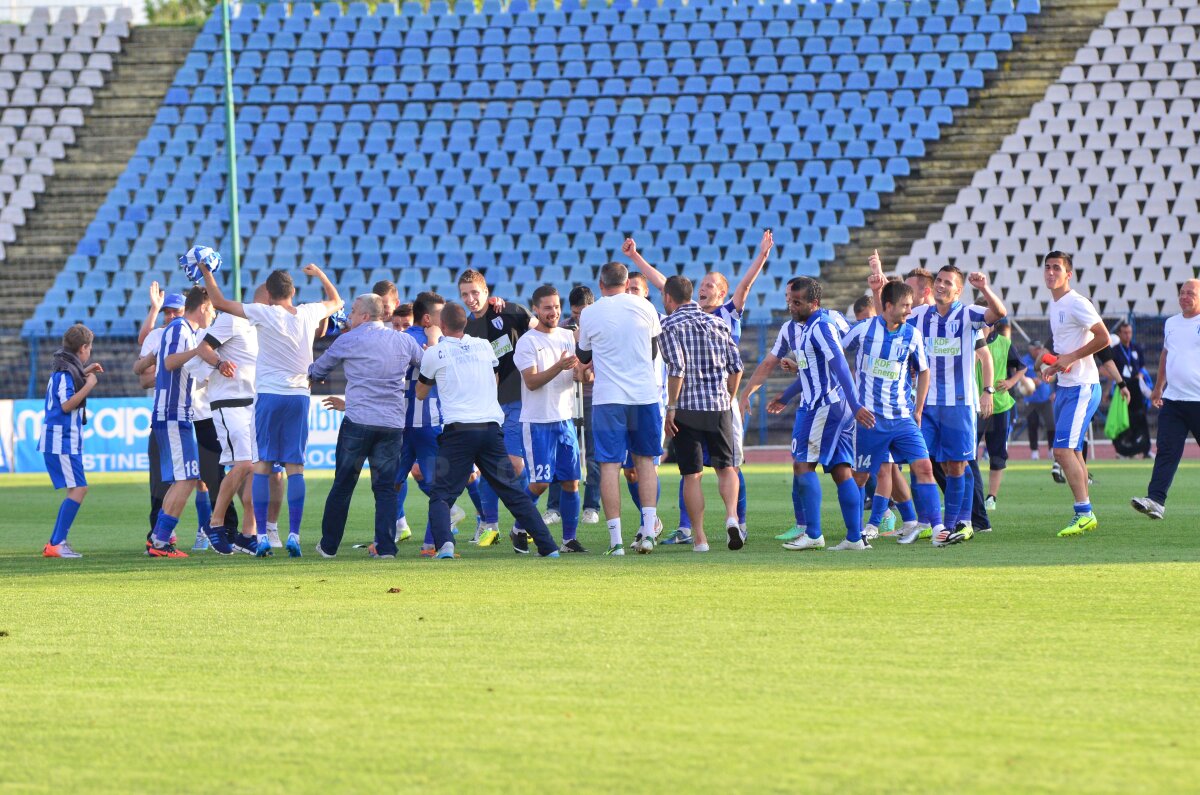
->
xmin=949 ymin=321 xmax=960 ymax=335
xmin=491 ymin=317 xmax=505 ymax=330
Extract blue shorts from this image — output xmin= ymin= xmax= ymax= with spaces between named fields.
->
xmin=1053 ymin=383 xmax=1101 ymax=451
xmin=522 ymin=420 xmax=581 ymax=483
xmin=854 ymin=416 xmax=930 ymax=476
xmin=500 ymin=401 xmax=524 ymax=458
xmin=594 ymin=402 xmax=664 ymax=464
xmin=792 ymin=400 xmax=855 ymax=470
xmin=44 ymin=452 xmax=86 ymax=489
xmin=399 ymin=424 xmax=441 ymax=485
xmin=154 ymin=420 xmax=199 ymax=483
xmin=255 ymin=393 xmax=309 ymax=465
xmin=921 ymin=404 xmax=977 ymax=462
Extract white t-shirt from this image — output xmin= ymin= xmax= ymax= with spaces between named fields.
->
xmin=1049 ymin=289 xmax=1102 ymax=387
xmin=419 ymin=334 xmax=503 ymax=425
xmin=1163 ymin=313 xmax=1200 ymax=402
xmin=139 ymin=326 xmax=166 ymax=398
xmin=242 ymin=302 xmax=327 ymax=395
xmin=140 ymin=326 xmax=165 ymax=358
xmin=182 ymin=353 xmax=214 ymax=421
xmin=203 ymin=313 xmax=258 ymax=403
xmin=577 ymin=292 xmax=663 ymax=406
xmin=513 ymin=327 xmax=576 ymax=423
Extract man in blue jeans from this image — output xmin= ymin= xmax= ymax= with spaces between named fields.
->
xmin=417 ymin=302 xmax=559 ymax=559
xmin=309 ymin=294 xmax=423 ymax=559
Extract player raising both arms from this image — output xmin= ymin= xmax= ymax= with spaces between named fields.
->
xmin=199 ymin=262 xmax=342 ymax=557
xmin=623 ymin=230 xmax=774 ymax=541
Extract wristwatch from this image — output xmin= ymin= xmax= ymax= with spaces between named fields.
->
xmin=666 ymin=404 xmax=678 ymax=411
xmin=1117 ymin=381 xmax=1128 ymax=389
xmin=983 ymin=386 xmax=996 ymax=394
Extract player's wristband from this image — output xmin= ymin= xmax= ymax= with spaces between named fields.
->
xmin=1117 ymin=381 xmax=1127 ymax=389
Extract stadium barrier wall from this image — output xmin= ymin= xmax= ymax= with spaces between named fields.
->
xmin=7 ymin=395 xmax=344 ymax=473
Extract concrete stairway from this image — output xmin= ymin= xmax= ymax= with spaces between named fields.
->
xmin=0 ymin=26 xmax=197 ymax=313
xmin=821 ymin=0 xmax=1120 ymax=309
xmin=0 ymin=26 xmax=195 ymax=397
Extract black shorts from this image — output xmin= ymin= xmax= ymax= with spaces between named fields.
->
xmin=673 ymin=409 xmax=734 ymax=476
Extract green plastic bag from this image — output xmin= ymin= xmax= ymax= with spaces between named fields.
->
xmin=1105 ymin=385 xmax=1130 ymax=440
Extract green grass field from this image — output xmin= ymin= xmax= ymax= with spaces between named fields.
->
xmin=1 ymin=462 xmax=1197 ymax=793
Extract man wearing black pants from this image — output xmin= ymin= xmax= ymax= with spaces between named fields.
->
xmin=1111 ymin=321 xmax=1152 ymax=458
xmin=1020 ymin=340 xmax=1055 ymax=460
xmin=1132 ymin=280 xmax=1200 ymax=520
xmin=417 ymin=302 xmax=559 ymax=558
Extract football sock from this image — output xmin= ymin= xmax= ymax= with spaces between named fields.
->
xmin=424 ymin=525 xmax=434 ymax=545
xmin=736 ymin=468 xmax=747 ymax=524
xmin=800 ymin=471 xmax=822 ymax=539
xmin=466 ymin=478 xmax=484 ymax=517
xmin=676 ymin=478 xmax=691 ymax=529
xmin=915 ymin=482 xmax=943 ymax=529
xmin=50 ymin=497 xmax=81 ymax=546
xmin=959 ymin=466 xmax=975 ymax=525
xmin=153 ymin=512 xmax=179 ymax=545
xmin=252 ymin=474 xmax=269 ymax=537
xmin=560 ymin=489 xmax=580 ymax=541
xmin=395 ymin=478 xmax=408 ymax=521
xmin=869 ymin=494 xmax=890 ymax=527
xmin=897 ymin=498 xmax=918 ymax=524
xmin=286 ymin=473 xmax=305 ymax=537
xmin=791 ymin=474 xmax=806 ymax=526
xmin=628 ymin=478 xmax=643 ymax=511
xmin=640 ymin=506 xmax=658 ymax=537
xmin=477 ymin=477 xmax=500 ymax=523
xmin=837 ymin=479 xmax=863 ymax=543
xmin=195 ymin=491 xmax=212 ymax=535
xmin=1074 ymin=501 xmax=1093 ymax=515
xmin=607 ymin=518 xmax=622 ymax=547
xmin=944 ymin=474 xmax=965 ymax=527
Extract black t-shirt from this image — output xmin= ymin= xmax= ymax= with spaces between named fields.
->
xmin=465 ymin=304 xmax=533 ymax=405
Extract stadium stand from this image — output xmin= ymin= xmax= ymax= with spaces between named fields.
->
xmin=0 ymin=6 xmax=131 ymax=262
xmin=896 ymin=0 xmax=1200 ymax=317
xmin=22 ymin=0 xmax=1042 ymax=337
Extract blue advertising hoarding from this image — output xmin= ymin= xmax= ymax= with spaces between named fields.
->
xmin=10 ymin=397 xmax=343 ymax=473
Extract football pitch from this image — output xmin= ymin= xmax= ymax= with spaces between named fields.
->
xmin=1 ymin=462 xmax=1196 ymax=793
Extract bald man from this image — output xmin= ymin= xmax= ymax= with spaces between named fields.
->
xmin=1132 ymin=279 xmax=1200 ymax=520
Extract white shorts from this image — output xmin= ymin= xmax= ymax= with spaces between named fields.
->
xmin=212 ymin=403 xmax=257 ymax=466
xmin=730 ymin=400 xmax=744 ymax=468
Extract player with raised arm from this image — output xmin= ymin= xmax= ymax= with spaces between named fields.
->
xmin=198 ymin=262 xmax=342 ymax=557
xmin=879 ymin=254 xmax=1007 ymax=545
xmin=623 ymin=230 xmax=773 ymax=541
xmin=845 ymin=278 xmax=948 ymax=546
xmin=514 ymin=285 xmax=588 ymax=553
xmin=39 ymin=324 xmax=103 ymax=558
xmin=1039 ymin=251 xmax=1110 ymax=537
xmin=739 ymin=276 xmax=873 ymax=550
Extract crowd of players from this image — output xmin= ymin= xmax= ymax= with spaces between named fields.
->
xmin=33 ymin=240 xmax=1200 ymax=559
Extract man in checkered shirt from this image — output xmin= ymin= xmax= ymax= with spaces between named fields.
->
xmin=659 ymin=275 xmax=745 ymax=553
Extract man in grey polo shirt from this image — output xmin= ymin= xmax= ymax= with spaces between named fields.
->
xmin=309 ymin=294 xmax=423 ymax=559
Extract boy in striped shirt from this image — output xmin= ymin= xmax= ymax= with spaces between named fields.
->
xmin=39 ymin=324 xmax=103 ymax=558
xmin=904 ymin=266 xmax=1007 ymax=545
xmin=843 ymin=279 xmax=948 ymax=545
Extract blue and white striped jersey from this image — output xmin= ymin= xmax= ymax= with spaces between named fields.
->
xmin=711 ymin=298 xmax=743 ymax=344
xmin=404 ymin=326 xmax=441 ymax=428
xmin=154 ymin=317 xmax=198 ymax=422
xmin=770 ymin=309 xmax=852 ymax=409
xmin=842 ymin=317 xmax=928 ymax=419
xmin=907 ymin=302 xmax=989 ymax=409
xmin=38 ymin=371 xmax=83 ymax=455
